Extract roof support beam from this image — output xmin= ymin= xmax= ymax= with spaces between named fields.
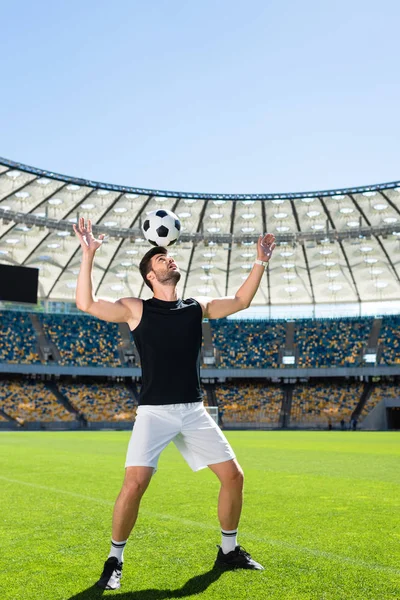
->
xmin=261 ymin=201 xmax=271 ymax=306
xmin=182 ymin=200 xmax=209 ymax=299
xmin=0 ymin=178 xmax=66 ymax=244
xmin=290 ymin=200 xmax=315 ymax=304
xmin=94 ymin=195 xmax=154 ymax=297
xmin=378 ymin=191 xmax=400 ymax=219
xmin=47 ymin=192 xmax=125 ymax=298
xmin=349 ymin=194 xmax=400 ymax=286
xmin=21 ymin=183 xmax=83 ymax=266
xmin=374 ymin=236 xmax=400 ymax=286
xmin=319 ymin=197 xmax=361 ymax=302
xmin=0 ymin=172 xmax=36 ymax=203
xmin=171 ymin=198 xmax=181 ymax=213
xmin=225 ymin=201 xmax=237 ymax=295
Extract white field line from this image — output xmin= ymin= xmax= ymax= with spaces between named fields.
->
xmin=1 ymin=475 xmax=399 ymax=577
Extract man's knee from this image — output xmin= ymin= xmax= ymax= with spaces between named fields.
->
xmin=121 ymin=467 xmax=153 ymax=499
xmin=223 ymin=468 xmax=244 ymax=492
xmin=231 ymin=465 xmax=244 ymax=488
xmin=122 ymin=480 xmax=144 ymax=499
xmin=212 ymin=459 xmax=244 ymax=489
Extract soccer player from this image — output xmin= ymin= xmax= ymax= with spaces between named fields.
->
xmin=73 ymin=217 xmax=275 ymax=590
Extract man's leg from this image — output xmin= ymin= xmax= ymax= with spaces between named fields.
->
xmin=176 ymin=404 xmax=262 ymax=569
xmin=97 ymin=466 xmax=153 ymax=590
xmin=208 ymin=458 xmax=244 ymax=532
xmin=112 ymin=466 xmax=154 ymax=541
xmin=209 ymin=458 xmax=264 ymax=570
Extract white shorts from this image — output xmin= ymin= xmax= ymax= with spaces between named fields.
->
xmin=125 ymin=402 xmax=235 ymax=472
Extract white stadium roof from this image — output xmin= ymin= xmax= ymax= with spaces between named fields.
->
xmin=1 ymin=157 xmax=400 ymax=309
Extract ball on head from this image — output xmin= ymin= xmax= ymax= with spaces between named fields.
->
xmin=142 ymin=209 xmax=181 ymax=247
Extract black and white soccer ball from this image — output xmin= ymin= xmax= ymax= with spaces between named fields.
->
xmin=142 ymin=209 xmax=181 ymax=247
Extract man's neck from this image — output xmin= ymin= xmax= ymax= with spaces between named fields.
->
xmin=153 ymin=287 xmax=179 ymax=302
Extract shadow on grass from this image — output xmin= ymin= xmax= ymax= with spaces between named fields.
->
xmin=67 ymin=565 xmax=226 ymax=600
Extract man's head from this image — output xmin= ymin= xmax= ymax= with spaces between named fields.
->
xmin=139 ymin=246 xmax=181 ymax=291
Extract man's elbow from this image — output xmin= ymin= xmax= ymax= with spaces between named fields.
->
xmin=237 ymin=297 xmax=250 ymax=310
xmin=76 ymin=300 xmax=93 ymax=312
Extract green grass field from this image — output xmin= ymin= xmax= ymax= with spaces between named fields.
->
xmin=0 ymin=431 xmax=399 ymax=600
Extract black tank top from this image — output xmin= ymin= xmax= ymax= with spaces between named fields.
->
xmin=130 ymin=297 xmax=203 ymax=405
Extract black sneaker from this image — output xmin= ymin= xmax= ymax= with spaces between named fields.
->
xmin=96 ymin=556 xmax=123 ymax=590
xmin=215 ymin=545 xmax=264 ymax=570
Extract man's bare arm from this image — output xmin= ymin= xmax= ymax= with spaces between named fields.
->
xmin=73 ymin=218 xmax=141 ymax=324
xmin=195 ymin=233 xmax=276 ymax=319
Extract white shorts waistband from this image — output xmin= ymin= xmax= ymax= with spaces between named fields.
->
xmin=138 ymin=401 xmax=203 ymax=411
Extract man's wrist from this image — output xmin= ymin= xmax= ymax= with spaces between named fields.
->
xmin=255 ymin=259 xmax=269 ymax=267
xmin=82 ymin=252 xmax=96 ymax=262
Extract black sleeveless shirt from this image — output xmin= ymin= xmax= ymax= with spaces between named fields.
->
xmin=130 ymin=297 xmax=203 ymax=405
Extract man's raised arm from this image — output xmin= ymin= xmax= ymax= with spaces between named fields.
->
xmin=195 ymin=233 xmax=276 ymax=320
xmin=73 ymin=217 xmax=139 ymax=323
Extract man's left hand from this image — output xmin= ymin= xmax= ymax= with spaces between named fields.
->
xmin=257 ymin=233 xmax=276 ymax=262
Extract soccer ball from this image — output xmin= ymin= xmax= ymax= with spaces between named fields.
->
xmin=142 ymin=209 xmax=181 ymax=247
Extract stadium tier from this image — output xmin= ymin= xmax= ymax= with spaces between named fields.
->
xmin=38 ymin=313 xmax=123 ymax=366
xmin=58 ymin=381 xmax=137 ymax=422
xmin=1 ymin=309 xmax=399 ymax=368
xmin=210 ymin=320 xmax=286 ymax=368
xmin=294 ymin=317 xmax=372 ymax=367
xmin=290 ymin=381 xmax=362 ymax=426
xmin=0 ymin=379 xmax=75 ymax=423
xmin=216 ymin=381 xmax=283 ymax=425
xmin=0 ymin=311 xmax=41 ymax=364
xmin=379 ymin=316 xmax=400 ymax=365
xmin=367 ymin=382 xmax=400 ymax=412
xmin=0 ymin=377 xmax=398 ymax=428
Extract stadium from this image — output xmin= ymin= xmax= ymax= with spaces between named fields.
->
xmin=1 ymin=156 xmax=399 ymax=432
xmin=1 ymin=156 xmax=399 ymax=600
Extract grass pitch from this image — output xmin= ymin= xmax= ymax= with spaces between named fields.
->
xmin=0 ymin=430 xmax=399 ymax=600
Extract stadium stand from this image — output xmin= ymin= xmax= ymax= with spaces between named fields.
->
xmin=0 ymin=311 xmax=41 ymax=364
xmin=294 ymin=318 xmax=372 ymax=367
xmin=0 ymin=308 xmax=399 ymax=430
xmin=379 ymin=316 xmax=400 ymax=365
xmin=210 ymin=319 xmax=286 ymax=368
xmin=365 ymin=382 xmax=400 ymax=415
xmin=2 ymin=310 xmax=400 ymax=370
xmin=215 ymin=381 xmax=282 ymax=425
xmin=58 ymin=381 xmax=136 ymax=421
xmin=39 ymin=313 xmax=123 ymax=366
xmin=0 ymin=379 xmax=75 ymax=422
xmin=290 ymin=381 xmax=362 ymax=426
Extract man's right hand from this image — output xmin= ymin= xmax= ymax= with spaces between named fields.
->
xmin=73 ymin=217 xmax=105 ymax=254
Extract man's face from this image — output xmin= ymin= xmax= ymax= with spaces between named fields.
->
xmin=150 ymin=253 xmax=181 ymax=286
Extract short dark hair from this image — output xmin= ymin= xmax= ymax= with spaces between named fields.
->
xmin=139 ymin=246 xmax=168 ymax=291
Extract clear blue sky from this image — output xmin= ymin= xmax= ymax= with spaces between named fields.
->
xmin=1 ymin=0 xmax=399 ymax=194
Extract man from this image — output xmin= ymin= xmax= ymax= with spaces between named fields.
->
xmin=73 ymin=217 xmax=275 ymax=590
